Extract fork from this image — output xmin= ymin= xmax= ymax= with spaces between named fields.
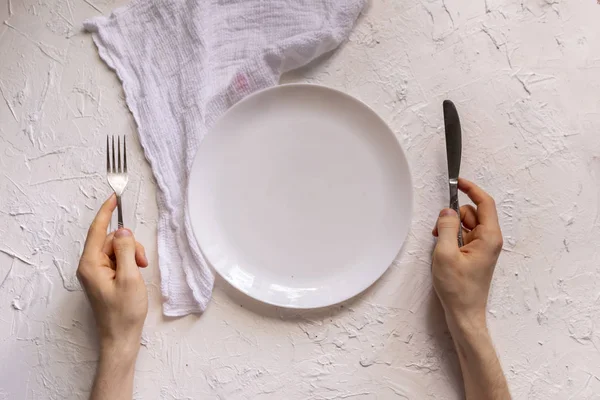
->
xmin=106 ymin=135 xmax=129 ymax=229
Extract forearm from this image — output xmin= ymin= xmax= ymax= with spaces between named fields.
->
xmin=450 ymin=317 xmax=511 ymax=400
xmin=90 ymin=344 xmax=139 ymax=400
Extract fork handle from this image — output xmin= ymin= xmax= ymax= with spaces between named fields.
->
xmin=116 ymin=195 xmax=124 ymax=229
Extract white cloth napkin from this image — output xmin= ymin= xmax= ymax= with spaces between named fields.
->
xmin=84 ymin=0 xmax=366 ymax=316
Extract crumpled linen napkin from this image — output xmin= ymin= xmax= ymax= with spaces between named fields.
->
xmin=84 ymin=0 xmax=366 ymax=316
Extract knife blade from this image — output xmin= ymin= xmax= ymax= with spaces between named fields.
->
xmin=443 ymin=100 xmax=464 ymax=247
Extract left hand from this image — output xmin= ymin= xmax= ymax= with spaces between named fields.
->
xmin=77 ymin=194 xmax=149 ymax=357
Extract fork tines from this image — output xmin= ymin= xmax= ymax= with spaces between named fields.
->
xmin=106 ymin=135 xmax=127 ymax=174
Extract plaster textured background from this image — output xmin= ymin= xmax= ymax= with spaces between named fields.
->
xmin=1 ymin=0 xmax=600 ymax=399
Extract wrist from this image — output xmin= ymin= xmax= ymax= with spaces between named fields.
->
xmin=446 ymin=314 xmax=498 ymax=364
xmin=446 ymin=311 xmax=489 ymax=344
xmin=99 ymin=338 xmax=140 ymax=366
xmin=98 ymin=349 xmax=138 ymax=379
xmin=92 ymin=339 xmax=139 ymax=400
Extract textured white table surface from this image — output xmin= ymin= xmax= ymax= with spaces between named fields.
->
xmin=1 ymin=1 xmax=600 ymax=399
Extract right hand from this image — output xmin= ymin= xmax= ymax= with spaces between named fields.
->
xmin=431 ymin=178 xmax=503 ymax=332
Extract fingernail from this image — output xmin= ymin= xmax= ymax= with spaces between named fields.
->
xmin=440 ymin=208 xmax=457 ymax=217
xmin=106 ymin=193 xmax=117 ymax=206
xmin=115 ymin=228 xmax=132 ymax=238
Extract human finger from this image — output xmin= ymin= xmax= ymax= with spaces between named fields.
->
xmin=458 ymin=178 xmax=500 ymax=228
xmin=433 ymin=204 xmax=477 ymax=237
xmin=112 ymin=228 xmax=142 ymax=282
xmin=460 ymin=204 xmax=478 ymax=231
xmin=83 ymin=194 xmax=117 ymax=256
xmin=136 ymin=242 xmax=149 ymax=267
xmin=102 ymin=231 xmax=116 ymax=256
xmin=434 ymin=208 xmax=462 ymax=252
xmin=461 ymin=227 xmax=476 ymax=246
xmin=431 ymin=204 xmax=479 ymax=237
xmin=102 ymin=231 xmax=148 ymax=267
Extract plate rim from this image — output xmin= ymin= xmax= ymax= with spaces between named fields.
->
xmin=187 ymin=83 xmax=414 ymax=308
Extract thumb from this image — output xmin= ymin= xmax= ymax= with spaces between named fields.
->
xmin=435 ymin=209 xmax=461 ymax=251
xmin=113 ymin=228 xmax=139 ymax=280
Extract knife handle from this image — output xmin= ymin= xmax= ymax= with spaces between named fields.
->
xmin=449 ymin=181 xmax=464 ymax=247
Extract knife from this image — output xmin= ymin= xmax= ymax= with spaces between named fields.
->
xmin=443 ymin=100 xmax=464 ymax=247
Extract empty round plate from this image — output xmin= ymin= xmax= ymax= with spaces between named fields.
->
xmin=188 ymin=84 xmax=413 ymax=308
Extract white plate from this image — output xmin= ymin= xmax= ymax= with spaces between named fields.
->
xmin=188 ymin=84 xmax=413 ymax=308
